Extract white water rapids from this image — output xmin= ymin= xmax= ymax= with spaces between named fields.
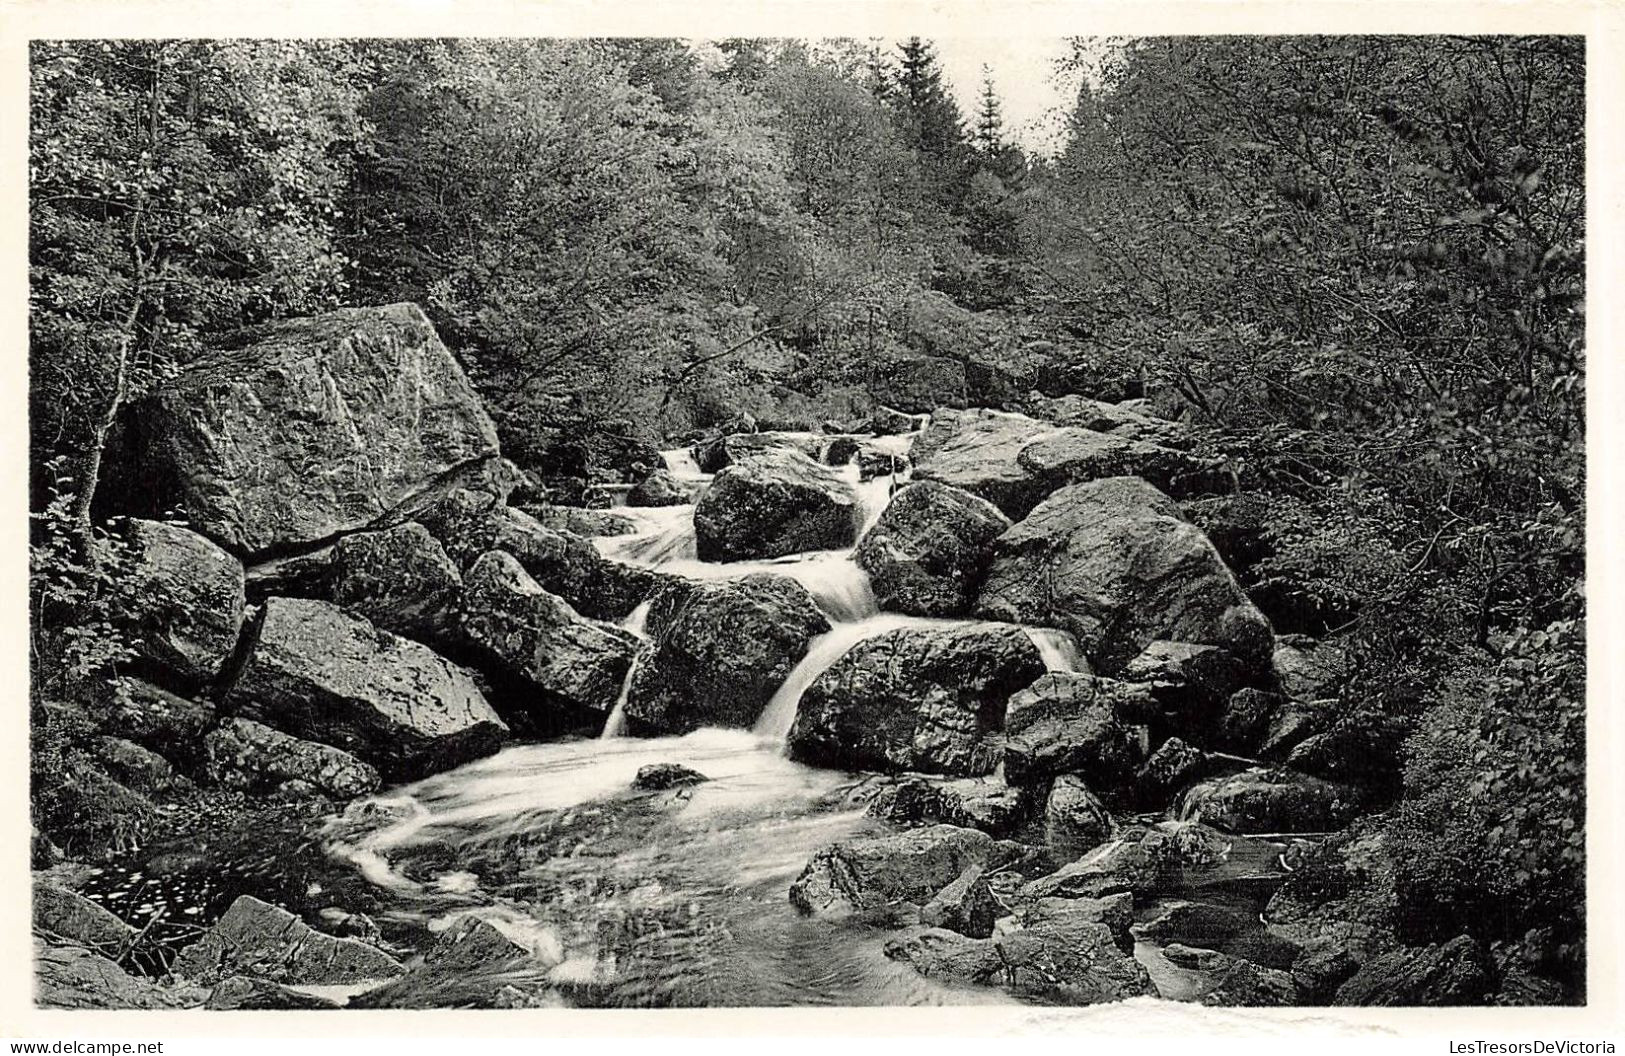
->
xmin=309 ymin=427 xmax=1266 ymax=1008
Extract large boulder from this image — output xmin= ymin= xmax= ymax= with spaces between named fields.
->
xmin=693 ymin=431 xmax=826 ymax=473
xmin=868 ymin=351 xmax=968 ymax=414
xmin=788 ymin=824 xmax=995 ymax=917
xmin=458 ymin=551 xmax=641 ymax=731
xmin=625 ymin=574 xmax=829 ymax=734
xmin=1334 ymin=935 xmax=1496 ymax=1006
xmin=35 ymin=938 xmax=201 ymax=1010
xmin=107 ymin=303 xmax=503 ymax=557
xmin=920 ymin=864 xmax=1001 ymax=938
xmin=174 ymin=895 xmax=405 ymax=986
xmin=224 ymin=596 xmax=507 ymax=782
xmin=118 ymin=519 xmax=245 ymax=688
xmin=33 ymin=880 xmax=135 ymax=955
xmin=912 ymin=408 xmax=1223 ymax=521
xmin=1043 ymin=774 xmax=1115 ymax=862
xmin=910 ymin=408 xmax=1057 ymax=518
xmin=853 ymin=481 xmax=1010 ymax=617
xmin=1177 ymin=768 xmax=1363 ymax=834
xmin=329 ymin=521 xmax=462 ymax=643
xmin=693 ymin=446 xmax=858 ymax=561
xmin=885 ymin=917 xmax=1154 ymax=1003
xmin=202 ymin=717 xmax=381 ymax=800
xmin=1026 ymin=393 xmax=1191 ymax=448
xmin=866 ymin=774 xmax=1030 ymax=839
xmin=1001 ymin=673 xmax=1147 ymax=789
xmin=413 ymin=488 xmax=670 ymax=621
xmin=977 ymin=477 xmax=1274 ymax=674
xmin=788 ymin=622 xmax=1046 ymax=776
xmin=625 ymin=468 xmax=693 ymax=507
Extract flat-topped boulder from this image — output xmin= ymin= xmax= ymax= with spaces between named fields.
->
xmin=107 ymin=303 xmax=503 ymax=558
xmin=224 ymin=596 xmax=507 ymax=782
xmin=625 ymin=574 xmax=829 ymax=734
xmin=174 ymin=895 xmax=405 ymax=986
xmin=978 ymin=477 xmax=1274 ymax=674
xmin=1177 ymin=768 xmax=1363 ymax=834
xmin=788 ymin=621 xmax=1046 ymax=776
xmin=912 ymin=408 xmax=1225 ymax=520
xmin=854 ymin=481 xmax=1010 ymax=617
xmin=458 ymin=551 xmax=641 ymax=731
xmin=118 ymin=519 xmax=245 ymax=688
xmin=789 ymin=824 xmax=995 ymax=917
xmin=693 ymin=446 xmax=858 ymax=561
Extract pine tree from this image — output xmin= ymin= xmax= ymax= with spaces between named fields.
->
xmin=975 ymin=67 xmax=1003 ymax=156
xmin=892 ymin=38 xmax=969 ymax=175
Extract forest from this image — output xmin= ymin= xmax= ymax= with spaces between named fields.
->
xmin=28 ymin=36 xmax=1585 ymax=1009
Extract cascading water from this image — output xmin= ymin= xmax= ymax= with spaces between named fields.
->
xmin=309 ymin=425 xmax=1284 ymax=1007
xmin=600 ymin=601 xmax=653 ymax=740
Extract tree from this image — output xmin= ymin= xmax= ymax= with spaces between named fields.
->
xmin=974 ymin=66 xmax=1003 ymax=156
xmin=29 ymin=40 xmax=366 ymax=534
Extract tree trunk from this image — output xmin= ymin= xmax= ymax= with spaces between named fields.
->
xmin=70 ymin=294 xmax=141 ymax=541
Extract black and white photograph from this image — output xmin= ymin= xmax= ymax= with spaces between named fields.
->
xmin=12 ymin=7 xmax=1606 ymax=1035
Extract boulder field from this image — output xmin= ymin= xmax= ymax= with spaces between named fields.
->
xmin=39 ymin=302 xmax=1486 ymax=1009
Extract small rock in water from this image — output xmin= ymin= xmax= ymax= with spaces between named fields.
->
xmin=1162 ymin=943 xmax=1233 ymax=972
xmin=632 ymin=764 xmax=710 ymax=791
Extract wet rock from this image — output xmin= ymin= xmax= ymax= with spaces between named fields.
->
xmin=1274 ymin=635 xmax=1351 ymax=700
xmin=1163 ymin=943 xmax=1232 ymax=972
xmin=886 ymin=916 xmax=1155 ymax=1003
xmin=458 ymin=551 xmax=640 ymax=730
xmin=1292 ymin=933 xmax=1365 ymax=1002
xmin=1136 ymin=737 xmax=1214 ymax=804
xmin=789 ymin=824 xmax=995 ymax=917
xmin=330 ymin=521 xmax=462 ymax=643
xmin=224 ymin=596 xmax=507 ymax=782
xmin=626 ymin=468 xmax=693 ymax=507
xmin=867 ymin=775 xmax=1030 ymax=839
xmin=117 ymin=518 xmax=246 ymax=688
xmin=206 ymin=976 xmax=343 ymax=1010
xmin=1179 ymin=768 xmax=1362 ymax=834
xmin=854 ymin=480 xmax=1010 ymax=617
xmin=107 ymin=303 xmax=502 ymax=557
xmin=1043 ymin=774 xmax=1114 ymax=862
xmin=1334 ymin=935 xmax=1495 ymax=1006
xmin=35 ymin=937 xmax=202 ymax=1009
xmin=1218 ymin=687 xmax=1288 ymax=754
xmin=1005 ymin=892 xmax=1135 ymax=954
xmin=978 ymin=477 xmax=1274 ymax=675
xmin=857 ymin=447 xmax=911 ymax=483
xmin=525 ymin=505 xmax=638 ymax=538
xmin=693 ymin=446 xmax=859 ymax=561
xmin=351 ymin=914 xmax=555 ymax=1010
xmin=1285 ymin=711 xmax=1413 ymax=790
xmin=174 ymin=895 xmax=405 ymax=986
xmin=1136 ymin=901 xmax=1301 ymax=969
xmin=866 ymin=406 xmax=924 ymax=436
xmin=910 ymin=408 xmax=1057 ymax=518
xmin=414 ymin=488 xmax=669 ymax=621
xmin=692 ymin=431 xmax=826 ymax=472
xmin=1019 ymin=824 xmax=1199 ymax=900
xmin=627 ymin=574 xmax=829 ymax=734
xmin=203 ymin=718 xmax=381 ymax=799
xmin=33 ymin=880 xmax=135 ymax=954
xmin=920 ymin=864 xmax=1000 ymax=938
xmin=1202 ymin=960 xmax=1296 ymax=1006
xmin=1016 ymin=427 xmax=1228 ymax=500
xmin=90 ymin=736 xmax=179 ymax=794
xmin=1120 ymin=640 xmax=1249 ymax=726
xmin=632 ymin=763 xmax=709 ymax=791
xmin=788 ymin=621 xmax=1045 ymax=776
xmin=1002 ymin=675 xmax=1142 ymax=789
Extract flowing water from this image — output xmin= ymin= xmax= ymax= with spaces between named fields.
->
xmin=96 ymin=429 xmax=1289 ymax=1007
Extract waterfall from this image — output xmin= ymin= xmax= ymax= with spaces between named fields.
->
xmin=1024 ymin=627 xmax=1087 ymax=673
xmin=660 ymin=446 xmax=704 ymax=480
xmin=600 ymin=601 xmax=654 ymax=740
xmin=752 ymin=613 xmax=965 ymax=745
